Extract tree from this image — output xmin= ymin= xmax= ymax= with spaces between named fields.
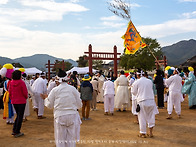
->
xmin=76 ymin=55 xmax=88 ymax=67
xmin=52 ymin=60 xmax=72 ymax=72
xmin=93 ymin=60 xmax=104 ymax=69
xmin=120 ymin=37 xmax=163 ymax=71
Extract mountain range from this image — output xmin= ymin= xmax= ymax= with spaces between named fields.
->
xmin=0 ymin=54 xmax=78 ymax=71
xmin=162 ymin=39 xmax=196 ymax=66
xmin=0 ymin=39 xmax=196 ymax=70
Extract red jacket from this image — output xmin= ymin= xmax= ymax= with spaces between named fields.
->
xmin=9 ymin=79 xmax=28 ymax=104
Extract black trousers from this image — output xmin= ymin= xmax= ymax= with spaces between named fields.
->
xmin=13 ymin=104 xmax=26 ymax=134
xmin=0 ymin=95 xmax=3 ymax=109
xmin=157 ymin=88 xmax=164 ymax=107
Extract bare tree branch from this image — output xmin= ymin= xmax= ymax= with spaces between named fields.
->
xmin=108 ymin=0 xmax=131 ymax=20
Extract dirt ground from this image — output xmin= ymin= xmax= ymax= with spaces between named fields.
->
xmin=0 ymin=97 xmax=196 ymax=147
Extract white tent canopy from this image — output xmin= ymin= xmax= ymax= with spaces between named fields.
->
xmin=66 ymin=67 xmax=98 ymax=75
xmin=15 ymin=67 xmax=42 ymax=75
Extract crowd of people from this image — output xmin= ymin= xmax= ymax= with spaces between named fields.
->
xmin=0 ymin=63 xmax=196 ymax=147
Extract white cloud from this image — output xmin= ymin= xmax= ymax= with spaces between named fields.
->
xmin=138 ymin=19 xmax=196 ymax=38
xmin=84 ymin=30 xmax=125 ymax=54
xmin=130 ymin=3 xmax=141 ymax=8
xmin=100 ymin=16 xmax=126 ymax=28
xmin=0 ymin=0 xmax=8 ymax=5
xmin=102 ymin=21 xmax=125 ymax=28
xmin=0 ymin=23 xmax=86 ymax=60
xmin=0 ymin=8 xmax=63 ymax=23
xmin=2 ymin=17 xmax=196 ymax=61
xmin=0 ymin=21 xmax=125 ymax=60
xmin=70 ymin=0 xmax=80 ymax=3
xmin=182 ymin=11 xmax=196 ymax=18
xmin=0 ymin=0 xmax=89 ymax=25
xmin=100 ymin=15 xmax=122 ymax=21
xmin=19 ymin=0 xmax=88 ymax=13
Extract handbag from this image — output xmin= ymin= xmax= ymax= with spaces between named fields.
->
xmin=136 ymin=104 xmax=140 ymax=112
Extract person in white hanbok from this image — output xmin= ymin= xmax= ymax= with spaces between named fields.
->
xmin=103 ymin=77 xmax=115 ymax=115
xmin=130 ymin=75 xmax=139 ymax=124
xmin=96 ymin=71 xmax=105 ymax=103
xmin=114 ymin=70 xmax=130 ymax=111
xmin=128 ymin=73 xmax=135 ymax=100
xmin=165 ymin=68 xmax=183 ymax=119
xmin=30 ymin=76 xmax=35 ymax=86
xmin=22 ymin=73 xmax=34 ymax=122
xmin=47 ymin=77 xmax=57 ymax=95
xmin=131 ymin=71 xmax=157 ymax=138
xmin=43 ymin=69 xmax=82 ymax=147
xmin=32 ymin=73 xmax=47 ymax=119
xmin=90 ymin=78 xmax=99 ymax=111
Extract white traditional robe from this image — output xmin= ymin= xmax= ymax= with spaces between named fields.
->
xmin=30 ymin=79 xmax=35 ymax=86
xmin=103 ymin=80 xmax=115 ymax=113
xmin=90 ymin=79 xmax=99 ymax=110
xmin=32 ymin=77 xmax=47 ymax=116
xmin=165 ymin=74 xmax=183 ymax=115
xmin=23 ymin=79 xmax=34 ymax=118
xmin=114 ymin=75 xmax=130 ymax=109
xmin=129 ymin=77 xmax=135 ymax=101
xmin=44 ymin=82 xmax=82 ymax=147
xmin=47 ymin=81 xmax=57 ymax=94
xmin=131 ymin=77 xmax=157 ymax=134
xmin=97 ymin=75 xmax=105 ymax=102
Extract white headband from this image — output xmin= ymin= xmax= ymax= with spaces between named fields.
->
xmin=136 ymin=70 xmax=144 ymax=76
xmin=175 ymin=68 xmax=179 ymax=74
xmin=56 ymin=76 xmax=69 ymax=83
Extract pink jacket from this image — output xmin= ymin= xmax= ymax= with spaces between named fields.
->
xmin=9 ymin=79 xmax=28 ymax=104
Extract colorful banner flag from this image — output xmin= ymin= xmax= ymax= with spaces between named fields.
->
xmin=122 ymin=20 xmax=146 ymax=54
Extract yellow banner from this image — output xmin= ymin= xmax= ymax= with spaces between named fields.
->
xmin=122 ymin=20 xmax=146 ymax=54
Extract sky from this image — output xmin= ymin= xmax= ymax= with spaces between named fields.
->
xmin=0 ymin=0 xmax=196 ymax=61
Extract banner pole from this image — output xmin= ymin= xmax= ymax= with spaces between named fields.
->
xmin=146 ymin=46 xmax=161 ymax=68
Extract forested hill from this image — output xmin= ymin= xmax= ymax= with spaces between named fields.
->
xmin=162 ymin=39 xmax=196 ymax=66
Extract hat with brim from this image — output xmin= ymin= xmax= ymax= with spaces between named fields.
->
xmin=82 ymin=74 xmax=91 ymax=81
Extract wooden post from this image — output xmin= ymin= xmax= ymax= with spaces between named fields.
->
xmin=114 ymin=45 xmax=118 ymax=77
xmin=164 ymin=56 xmax=167 ymax=69
xmin=156 ymin=57 xmax=159 ymax=69
xmin=84 ymin=44 xmax=121 ymax=76
xmin=89 ymin=44 xmax=93 ymax=75
xmin=62 ymin=60 xmax=65 ymax=71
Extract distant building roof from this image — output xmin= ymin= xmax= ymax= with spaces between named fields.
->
xmin=181 ymin=55 xmax=196 ymax=67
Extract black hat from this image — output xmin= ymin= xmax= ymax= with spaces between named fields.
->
xmin=120 ymin=70 xmax=125 ymax=75
xmin=98 ymin=70 xmax=102 ymax=74
xmin=22 ymin=73 xmax=27 ymax=78
xmin=73 ymin=71 xmax=78 ymax=75
xmin=58 ymin=69 xmax=67 ymax=78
